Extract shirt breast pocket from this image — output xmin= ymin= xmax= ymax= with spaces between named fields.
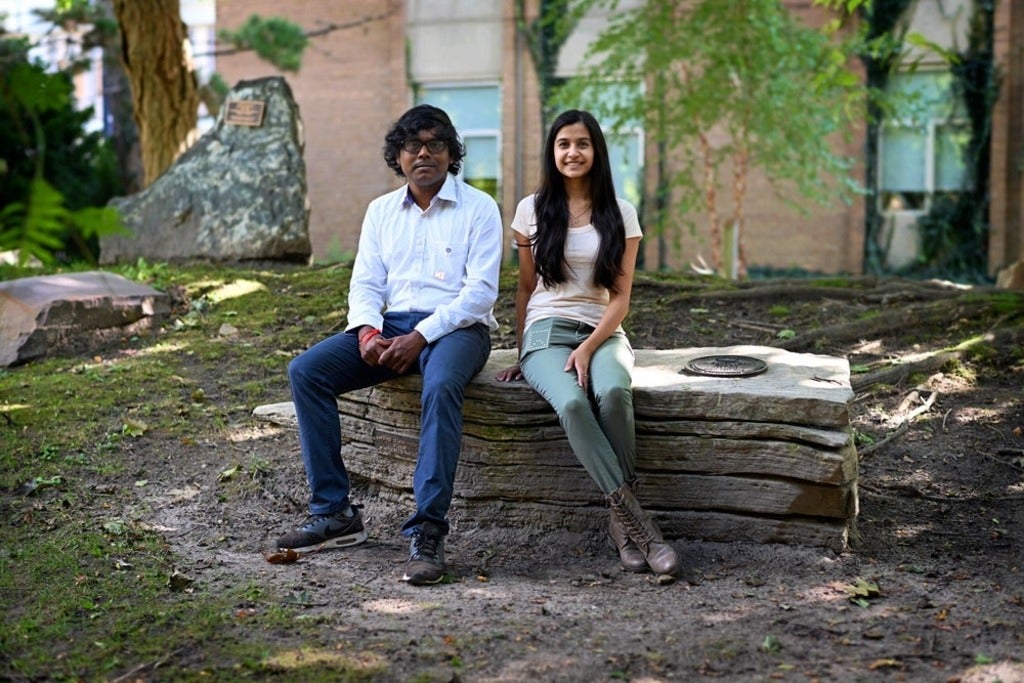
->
xmin=426 ymin=239 xmax=469 ymax=284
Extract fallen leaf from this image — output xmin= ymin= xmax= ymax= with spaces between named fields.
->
xmin=264 ymin=549 xmax=300 ymax=564
xmin=844 ymin=577 xmax=881 ymax=604
xmin=218 ymin=465 xmax=240 ymax=482
xmin=761 ymin=635 xmax=783 ymax=653
xmin=122 ymin=418 xmax=148 ymax=437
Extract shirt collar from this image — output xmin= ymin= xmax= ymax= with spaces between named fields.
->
xmin=403 ymin=173 xmax=458 ymax=208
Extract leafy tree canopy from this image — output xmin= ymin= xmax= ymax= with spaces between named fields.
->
xmin=557 ymin=0 xmax=867 ymax=276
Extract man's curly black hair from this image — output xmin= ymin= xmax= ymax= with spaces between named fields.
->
xmin=383 ymin=104 xmax=465 ymax=177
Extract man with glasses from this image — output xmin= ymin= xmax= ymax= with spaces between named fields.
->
xmin=276 ymin=105 xmax=503 ymax=585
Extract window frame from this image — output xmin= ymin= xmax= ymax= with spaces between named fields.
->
xmin=877 ymin=69 xmax=970 ymax=216
xmin=415 ymin=82 xmax=503 ymax=201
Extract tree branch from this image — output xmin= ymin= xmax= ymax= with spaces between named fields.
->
xmin=196 ymin=9 xmax=398 ymax=59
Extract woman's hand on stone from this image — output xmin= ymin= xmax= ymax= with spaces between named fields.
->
xmin=495 ymin=364 xmax=523 ymax=382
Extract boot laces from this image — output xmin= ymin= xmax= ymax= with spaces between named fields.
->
xmin=412 ymin=531 xmax=441 ymax=560
xmin=614 ymin=495 xmax=655 ymax=544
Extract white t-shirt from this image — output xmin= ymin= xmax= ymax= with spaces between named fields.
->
xmin=511 ymin=195 xmax=642 ymax=331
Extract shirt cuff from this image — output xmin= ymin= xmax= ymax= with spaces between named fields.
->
xmin=414 ymin=316 xmax=444 ymax=344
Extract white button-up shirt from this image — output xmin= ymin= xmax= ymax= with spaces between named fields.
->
xmin=346 ymin=174 xmax=503 ymax=343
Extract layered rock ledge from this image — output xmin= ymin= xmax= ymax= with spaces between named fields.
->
xmin=254 ymin=346 xmax=857 ymax=550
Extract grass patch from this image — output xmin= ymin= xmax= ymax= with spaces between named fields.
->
xmin=0 ymin=262 xmax=381 ymax=679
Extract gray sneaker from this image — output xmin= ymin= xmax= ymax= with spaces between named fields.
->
xmin=275 ymin=507 xmax=367 ymax=552
xmin=401 ymin=521 xmax=446 ymax=585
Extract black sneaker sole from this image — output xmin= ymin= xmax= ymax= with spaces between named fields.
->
xmin=277 ymin=529 xmax=368 ymax=553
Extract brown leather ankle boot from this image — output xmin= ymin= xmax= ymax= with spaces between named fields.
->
xmin=608 ymin=479 xmax=648 ymax=573
xmin=607 ymin=483 xmax=679 ymax=576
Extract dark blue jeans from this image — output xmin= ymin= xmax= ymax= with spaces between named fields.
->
xmin=287 ymin=311 xmax=491 ymax=536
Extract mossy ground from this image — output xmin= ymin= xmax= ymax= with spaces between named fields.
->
xmin=1 ymin=262 xmax=1022 ymax=681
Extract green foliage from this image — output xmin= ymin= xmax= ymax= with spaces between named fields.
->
xmin=516 ymin=0 xmax=587 ymax=124
xmin=0 ymin=36 xmax=124 ymax=263
xmin=30 ymin=0 xmax=117 ymax=64
xmin=913 ymin=194 xmax=987 ymax=282
xmin=559 ymin=0 xmax=864 ymax=267
xmin=859 ymin=0 xmax=997 ymax=283
xmin=911 ymin=2 xmax=996 ymax=283
xmin=857 ymin=0 xmax=998 ymax=281
xmin=1 ymin=179 xmax=70 ymax=264
xmin=219 ymin=15 xmax=309 ymax=72
xmin=0 ymin=175 xmax=125 ymax=267
xmin=0 ymin=263 xmax=354 ymax=679
xmin=206 ymin=72 xmax=231 ymax=100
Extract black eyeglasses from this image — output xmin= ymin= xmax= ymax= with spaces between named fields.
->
xmin=402 ymin=139 xmax=447 ymax=154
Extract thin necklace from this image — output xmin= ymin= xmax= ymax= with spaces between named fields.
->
xmin=568 ymin=202 xmax=592 ymax=225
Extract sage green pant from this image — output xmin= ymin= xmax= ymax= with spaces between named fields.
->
xmin=520 ymin=317 xmax=636 ymax=495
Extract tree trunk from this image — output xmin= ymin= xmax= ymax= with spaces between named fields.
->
xmin=113 ymin=0 xmax=199 ymax=188
xmin=98 ymin=0 xmax=143 ymax=194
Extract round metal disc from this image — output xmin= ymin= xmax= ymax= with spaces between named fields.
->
xmin=681 ymin=354 xmax=768 ymax=377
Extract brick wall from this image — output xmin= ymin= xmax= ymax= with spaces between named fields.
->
xmin=211 ymin=0 xmax=1019 ymax=276
xmin=215 ymin=1 xmax=407 ymax=262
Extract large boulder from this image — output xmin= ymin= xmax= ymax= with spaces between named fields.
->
xmin=0 ymin=271 xmax=169 ymax=367
xmin=100 ymin=76 xmax=311 ymax=264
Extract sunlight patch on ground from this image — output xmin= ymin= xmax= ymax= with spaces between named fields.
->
xmin=263 ymin=646 xmax=385 ymax=674
xmin=948 ymin=405 xmax=1009 ymax=425
xmin=63 ymin=342 xmax=189 ymax=374
xmin=228 ymin=422 xmax=287 ymax=443
xmin=165 ymin=484 xmax=202 ymax=503
xmin=362 ymin=598 xmax=440 ymax=615
xmin=954 ymin=660 xmax=1024 ymax=683
xmin=892 ymin=523 xmax=932 ymax=540
xmin=849 ymin=339 xmax=884 ymax=355
xmin=795 ymin=582 xmax=850 ymax=605
xmin=204 ymin=279 xmax=268 ymax=303
xmin=119 ymin=341 xmax=189 ymax=358
xmin=462 ymin=586 xmax=510 ymax=599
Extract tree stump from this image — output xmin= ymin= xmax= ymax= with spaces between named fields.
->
xmin=254 ymin=345 xmax=857 ymax=550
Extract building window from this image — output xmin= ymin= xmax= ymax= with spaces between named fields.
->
xmin=416 ymin=84 xmax=501 ymax=201
xmin=605 ymin=130 xmax=643 ymax=206
xmin=879 ymin=70 xmax=970 ymax=214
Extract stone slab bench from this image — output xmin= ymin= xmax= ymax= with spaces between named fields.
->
xmin=254 ymin=345 xmax=857 ymax=550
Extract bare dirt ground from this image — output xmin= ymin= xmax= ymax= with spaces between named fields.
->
xmin=125 ymin=276 xmax=1023 ymax=682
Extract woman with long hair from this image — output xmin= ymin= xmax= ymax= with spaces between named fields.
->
xmin=497 ymin=110 xmax=678 ymax=576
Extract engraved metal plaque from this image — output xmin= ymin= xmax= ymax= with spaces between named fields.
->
xmin=681 ymin=355 xmax=768 ymax=377
xmin=224 ymin=99 xmax=266 ymax=127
